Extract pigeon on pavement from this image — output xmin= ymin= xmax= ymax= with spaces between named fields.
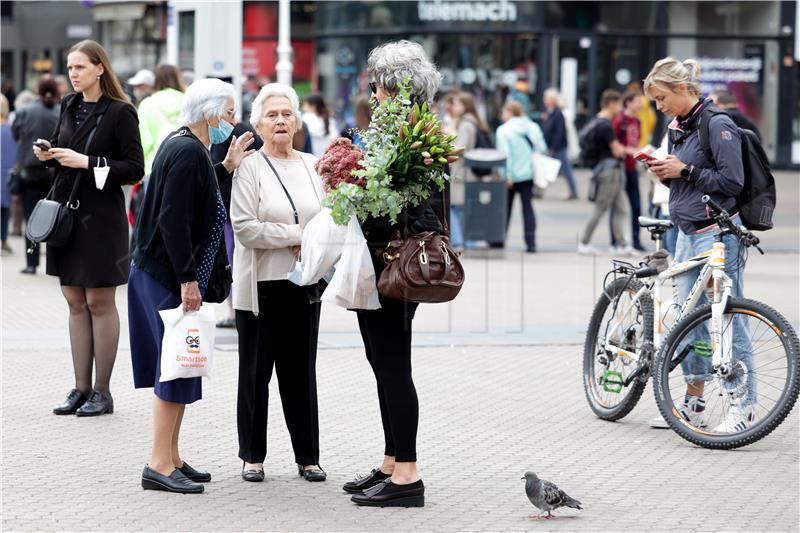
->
xmin=522 ymin=471 xmax=583 ymax=519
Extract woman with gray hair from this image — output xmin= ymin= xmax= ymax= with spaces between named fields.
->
xmin=344 ymin=40 xmax=446 ymax=508
xmin=128 ymin=77 xmax=255 ymax=494
xmin=231 ymin=83 xmax=327 ymax=483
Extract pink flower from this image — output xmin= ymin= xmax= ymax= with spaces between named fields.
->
xmin=314 ymin=137 xmax=366 ymax=192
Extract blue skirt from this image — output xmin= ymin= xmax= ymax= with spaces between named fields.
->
xmin=128 ymin=264 xmax=202 ymax=404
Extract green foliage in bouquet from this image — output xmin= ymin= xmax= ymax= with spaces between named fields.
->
xmin=324 ymin=82 xmax=463 ymax=225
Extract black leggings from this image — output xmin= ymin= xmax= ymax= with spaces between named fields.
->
xmin=356 ymin=299 xmax=419 ymax=462
xmin=236 ymin=281 xmax=321 ymax=465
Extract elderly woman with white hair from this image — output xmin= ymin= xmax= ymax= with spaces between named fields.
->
xmin=128 ymin=77 xmax=255 ymax=494
xmin=343 ymin=40 xmax=446 ymax=508
xmin=230 ymin=83 xmax=326 ymax=484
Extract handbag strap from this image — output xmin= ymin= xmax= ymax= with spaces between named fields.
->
xmin=59 ymin=112 xmax=105 ymax=209
xmin=259 ymin=150 xmax=301 ymax=224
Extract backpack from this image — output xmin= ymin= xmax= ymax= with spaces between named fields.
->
xmin=577 ymin=117 xmax=604 ymax=168
xmin=469 ymin=119 xmax=494 ymax=177
xmin=698 ymin=107 xmax=775 ymax=231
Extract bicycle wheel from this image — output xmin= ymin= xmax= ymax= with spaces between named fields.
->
xmin=583 ymin=277 xmax=654 ymax=421
xmin=653 ymin=297 xmax=800 ymax=449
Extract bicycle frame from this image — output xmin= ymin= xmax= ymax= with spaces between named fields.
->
xmin=601 ymin=232 xmax=735 ymax=372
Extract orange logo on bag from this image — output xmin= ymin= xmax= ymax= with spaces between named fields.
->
xmin=185 ymin=328 xmax=200 ymax=354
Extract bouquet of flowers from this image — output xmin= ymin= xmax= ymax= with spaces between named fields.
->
xmin=317 ymin=84 xmax=463 ymax=226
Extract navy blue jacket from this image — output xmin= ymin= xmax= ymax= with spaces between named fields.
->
xmin=542 ymin=107 xmax=567 ymax=152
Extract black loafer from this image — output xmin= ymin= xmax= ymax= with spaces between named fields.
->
xmin=141 ymin=465 xmax=204 ymax=494
xmin=351 ymin=478 xmax=424 ymax=507
xmin=241 ymin=462 xmax=264 ymax=482
xmin=342 ymin=468 xmax=391 ymax=494
xmin=178 ymin=461 xmax=211 ymax=483
xmin=76 ymin=390 xmax=113 ymax=417
xmin=297 ymin=464 xmax=326 ymax=482
xmin=53 ymin=389 xmax=88 ymax=415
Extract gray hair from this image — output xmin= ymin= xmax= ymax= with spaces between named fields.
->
xmin=644 ymin=57 xmax=702 ymax=97
xmin=543 ymin=87 xmax=565 ymax=108
xmin=367 ymin=40 xmax=441 ymax=104
xmin=178 ymin=78 xmax=235 ymax=127
xmin=249 ymin=83 xmax=301 ymax=129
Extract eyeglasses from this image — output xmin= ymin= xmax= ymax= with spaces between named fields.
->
xmin=369 ymin=82 xmax=377 ymax=95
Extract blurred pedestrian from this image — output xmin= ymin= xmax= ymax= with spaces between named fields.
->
xmin=577 ymin=89 xmax=630 ymax=255
xmin=542 ymin=88 xmax=578 ymax=200
xmin=129 ymin=78 xmax=254 ymax=494
xmin=137 ymin=64 xmax=186 ymax=177
xmin=302 ymin=94 xmax=338 ymax=157
xmin=627 ymin=81 xmax=657 ymax=147
xmin=0 ymin=94 xmax=15 ymax=255
xmin=611 ymin=90 xmax=645 ymax=251
xmin=231 ymin=82 xmax=326 ymax=484
xmin=32 ymin=39 xmax=145 ymax=417
xmin=9 ymin=90 xmax=38 ymax=236
xmin=11 ymin=78 xmax=60 ymax=273
xmin=710 ymin=89 xmax=761 ymax=141
xmin=495 ymin=100 xmax=547 ymax=253
xmin=341 ymin=95 xmax=371 ymax=150
xmin=344 ymin=39 xmax=446 ymax=508
xmin=449 ymin=91 xmax=486 ymax=251
xmin=127 ymin=68 xmax=155 ymax=106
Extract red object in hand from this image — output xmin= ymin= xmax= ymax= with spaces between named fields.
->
xmin=634 ymin=151 xmax=659 ymax=163
xmin=315 ymin=137 xmax=366 ymax=192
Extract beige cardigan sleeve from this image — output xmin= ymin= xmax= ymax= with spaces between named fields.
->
xmin=231 ymin=157 xmax=303 ymax=250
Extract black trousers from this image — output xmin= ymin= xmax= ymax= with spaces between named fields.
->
xmin=356 ymin=298 xmax=419 ymax=462
xmin=21 ymin=172 xmax=52 ymax=268
xmin=236 ymin=280 xmax=321 ymax=465
xmin=506 ymin=179 xmax=537 ymax=251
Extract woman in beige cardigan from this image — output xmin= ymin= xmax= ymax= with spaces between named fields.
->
xmin=230 ymin=83 xmax=326 ymax=483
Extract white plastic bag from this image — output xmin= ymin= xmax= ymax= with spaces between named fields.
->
xmin=531 ymin=152 xmax=562 ymax=189
xmin=322 ymin=215 xmax=381 ymax=310
xmin=291 ymin=207 xmax=348 ymax=286
xmin=158 ymin=304 xmax=216 ymax=382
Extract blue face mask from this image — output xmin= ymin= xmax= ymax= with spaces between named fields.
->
xmin=208 ymin=119 xmax=233 ymax=144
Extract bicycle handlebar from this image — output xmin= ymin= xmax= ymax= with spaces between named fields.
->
xmin=701 ymin=195 xmax=763 ymax=253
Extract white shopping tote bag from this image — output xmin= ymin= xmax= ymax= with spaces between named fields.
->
xmin=158 ymin=304 xmax=216 ymax=382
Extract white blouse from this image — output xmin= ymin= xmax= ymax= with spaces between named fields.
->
xmin=231 ymin=150 xmax=323 ymax=314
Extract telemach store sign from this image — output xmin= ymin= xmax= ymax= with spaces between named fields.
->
xmin=417 ymin=0 xmax=518 ymax=22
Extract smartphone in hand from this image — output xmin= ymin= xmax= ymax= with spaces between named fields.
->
xmin=634 ymin=151 xmax=659 ymax=163
xmin=33 ymin=141 xmax=51 ymax=151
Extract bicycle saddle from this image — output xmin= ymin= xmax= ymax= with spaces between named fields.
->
xmin=638 ymin=216 xmax=674 ymax=230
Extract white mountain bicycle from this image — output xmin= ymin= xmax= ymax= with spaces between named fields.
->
xmin=583 ymin=195 xmax=799 ymax=449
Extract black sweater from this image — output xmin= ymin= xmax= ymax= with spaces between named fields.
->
xmin=133 ymin=127 xmax=231 ymax=291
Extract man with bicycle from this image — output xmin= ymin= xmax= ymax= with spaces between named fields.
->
xmin=644 ymin=57 xmax=755 ymax=433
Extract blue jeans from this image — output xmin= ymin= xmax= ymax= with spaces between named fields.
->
xmin=553 ymin=148 xmax=578 ymax=197
xmin=673 ymin=227 xmax=756 ymax=404
xmin=610 ymin=169 xmax=642 ymax=248
xmin=450 ymin=205 xmax=464 ymax=249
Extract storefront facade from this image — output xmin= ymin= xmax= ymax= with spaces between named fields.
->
xmin=314 ymin=1 xmax=799 ymax=167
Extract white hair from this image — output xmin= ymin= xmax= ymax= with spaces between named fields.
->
xmin=367 ymin=40 xmax=441 ymax=104
xmin=249 ymin=83 xmax=301 ymax=129
xmin=543 ymin=87 xmax=566 ymax=109
xmin=178 ymin=78 xmax=235 ymax=127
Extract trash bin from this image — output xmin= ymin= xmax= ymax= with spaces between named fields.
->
xmin=463 ymin=148 xmax=507 ymax=244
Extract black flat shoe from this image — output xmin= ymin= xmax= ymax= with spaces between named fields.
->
xmin=351 ymin=478 xmax=425 ymax=507
xmin=178 ymin=461 xmax=211 ymax=483
xmin=75 ymin=390 xmax=113 ymax=417
xmin=241 ymin=462 xmax=264 ymax=482
xmin=342 ymin=468 xmax=391 ymax=494
xmin=53 ymin=389 xmax=88 ymax=415
xmin=297 ymin=464 xmax=326 ymax=482
xmin=20 ymin=266 xmax=36 ymax=274
xmin=141 ymin=465 xmax=204 ymax=494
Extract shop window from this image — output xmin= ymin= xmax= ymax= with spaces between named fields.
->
xmin=178 ymin=11 xmax=195 ymax=71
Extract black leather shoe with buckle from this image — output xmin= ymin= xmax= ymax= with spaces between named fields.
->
xmin=350 ymin=478 xmax=425 ymax=507
xmin=141 ymin=466 xmax=204 ymax=494
xmin=75 ymin=390 xmax=114 ymax=417
xmin=342 ymin=468 xmax=391 ymax=494
xmin=298 ymin=464 xmax=326 ymax=482
xmin=53 ymin=389 xmax=88 ymax=415
xmin=178 ymin=461 xmax=211 ymax=482
xmin=241 ymin=462 xmax=265 ymax=482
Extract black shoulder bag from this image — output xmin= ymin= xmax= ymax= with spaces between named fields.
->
xmin=25 ymin=113 xmax=104 ymax=251
xmin=259 ymin=151 xmax=326 ymax=304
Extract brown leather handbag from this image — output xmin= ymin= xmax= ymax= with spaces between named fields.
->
xmin=377 ymin=209 xmax=465 ymax=303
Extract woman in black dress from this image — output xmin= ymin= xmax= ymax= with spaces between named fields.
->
xmin=33 ymin=40 xmax=144 ymax=417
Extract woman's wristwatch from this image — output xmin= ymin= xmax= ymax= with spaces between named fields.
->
xmin=680 ymin=164 xmax=699 ymax=182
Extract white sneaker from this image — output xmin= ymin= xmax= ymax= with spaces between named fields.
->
xmin=713 ymin=404 xmax=755 ymax=433
xmin=649 ymin=415 xmax=670 ymax=429
xmin=675 ymin=396 xmax=708 ymax=428
xmin=577 ymin=243 xmax=598 ymax=255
